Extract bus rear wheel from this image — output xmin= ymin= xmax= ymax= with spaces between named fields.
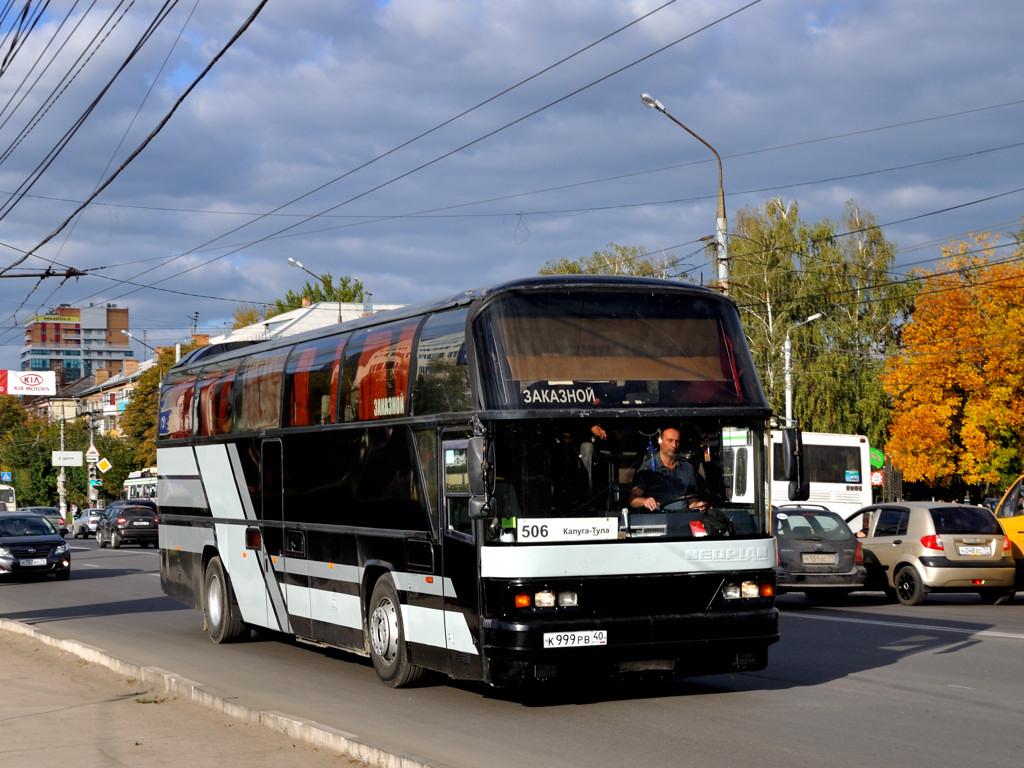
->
xmin=367 ymin=575 xmax=424 ymax=688
xmin=204 ymin=556 xmax=245 ymax=643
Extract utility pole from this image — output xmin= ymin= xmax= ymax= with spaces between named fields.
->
xmin=58 ymin=416 xmax=67 ymax=523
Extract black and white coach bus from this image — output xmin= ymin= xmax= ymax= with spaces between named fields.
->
xmin=157 ymin=276 xmax=781 ymax=687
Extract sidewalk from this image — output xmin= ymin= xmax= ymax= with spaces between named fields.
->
xmin=0 ymin=620 xmax=424 ymax=767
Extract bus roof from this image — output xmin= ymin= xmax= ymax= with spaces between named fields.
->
xmin=172 ymin=275 xmax=731 ymax=373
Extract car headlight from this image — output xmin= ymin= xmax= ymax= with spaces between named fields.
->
xmin=55 ymin=542 xmax=70 ymax=555
xmin=0 ymin=545 xmax=10 ymax=558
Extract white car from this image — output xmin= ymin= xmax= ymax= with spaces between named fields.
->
xmin=72 ymin=508 xmax=104 ymax=538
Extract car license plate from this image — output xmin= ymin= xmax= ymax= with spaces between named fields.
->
xmin=958 ymin=545 xmax=991 ymax=556
xmin=20 ymin=558 xmax=46 ymax=566
xmin=543 ymin=631 xmax=607 ymax=648
xmin=802 ymin=553 xmax=836 ymax=565
xmin=132 ymin=521 xmax=150 ymax=526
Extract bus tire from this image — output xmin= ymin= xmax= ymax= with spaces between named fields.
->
xmin=367 ymin=575 xmax=424 ymax=688
xmin=205 ymin=556 xmax=245 ymax=644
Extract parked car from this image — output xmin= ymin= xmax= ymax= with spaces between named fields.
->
xmin=96 ymin=504 xmax=159 ymax=548
xmin=72 ymin=508 xmax=104 ymax=538
xmin=773 ymin=505 xmax=866 ymax=600
xmin=991 ymin=476 xmax=1024 ymax=587
xmin=845 ymin=502 xmax=1016 ymax=605
xmin=0 ymin=512 xmax=71 ymax=580
xmin=19 ymin=506 xmax=67 ymax=537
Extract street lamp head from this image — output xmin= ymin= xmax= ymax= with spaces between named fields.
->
xmin=121 ymin=329 xmax=133 ymax=339
xmin=640 ymin=93 xmax=665 ymax=112
xmin=287 ymin=257 xmax=303 ymax=269
xmin=805 ymin=312 xmax=823 ymax=323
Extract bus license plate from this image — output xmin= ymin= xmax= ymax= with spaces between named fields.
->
xmin=543 ymin=631 xmax=607 ymax=648
xmin=958 ymin=545 xmax=990 ymax=556
xmin=20 ymin=558 xmax=46 ymax=566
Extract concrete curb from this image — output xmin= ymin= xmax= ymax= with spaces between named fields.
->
xmin=0 ymin=618 xmax=434 ymax=768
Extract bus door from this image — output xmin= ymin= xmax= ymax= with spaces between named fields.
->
xmin=262 ymin=439 xmax=309 ymax=636
xmin=441 ymin=439 xmax=483 ymax=680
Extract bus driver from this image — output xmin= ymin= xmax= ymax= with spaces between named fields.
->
xmin=628 ymin=427 xmax=698 ymax=511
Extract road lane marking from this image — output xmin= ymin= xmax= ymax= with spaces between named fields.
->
xmin=787 ymin=611 xmax=1024 ymax=640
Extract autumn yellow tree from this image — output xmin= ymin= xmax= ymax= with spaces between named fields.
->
xmin=884 ymin=231 xmax=1024 ymax=496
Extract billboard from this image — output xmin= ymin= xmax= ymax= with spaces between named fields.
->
xmin=0 ymin=370 xmax=57 ymax=395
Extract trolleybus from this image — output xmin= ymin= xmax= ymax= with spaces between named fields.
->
xmin=156 ymin=276 xmax=782 ymax=687
xmin=122 ymin=467 xmax=158 ymax=504
xmin=0 ymin=483 xmax=16 ymax=512
xmin=771 ymin=431 xmax=872 ymax=516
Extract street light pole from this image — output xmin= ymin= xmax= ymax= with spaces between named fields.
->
xmin=288 ymin=258 xmax=341 ymax=323
xmin=784 ymin=312 xmax=823 ymax=426
xmin=641 ymin=93 xmax=728 ymax=294
xmin=121 ymin=330 xmax=164 ymax=383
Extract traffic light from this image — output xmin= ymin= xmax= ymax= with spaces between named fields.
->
xmin=88 ymin=463 xmax=102 ymax=487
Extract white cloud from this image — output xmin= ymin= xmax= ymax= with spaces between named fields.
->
xmin=0 ymin=0 xmax=1021 ymax=366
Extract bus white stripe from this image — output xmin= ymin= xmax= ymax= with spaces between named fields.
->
xmin=481 ymin=540 xmax=776 ymax=578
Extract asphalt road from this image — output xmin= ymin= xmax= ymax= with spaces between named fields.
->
xmin=5 ymin=537 xmax=1024 ymax=768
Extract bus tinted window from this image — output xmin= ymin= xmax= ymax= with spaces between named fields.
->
xmin=197 ymin=363 xmax=238 ymax=436
xmin=232 ymin=348 xmax=289 ymax=432
xmin=413 ymin=309 xmax=470 ymax=415
xmin=341 ymin=318 xmax=419 ymax=422
xmin=283 ymin=333 xmax=348 ymax=427
xmin=158 ymin=370 xmax=197 ymax=438
xmin=474 ymin=290 xmax=761 ymax=410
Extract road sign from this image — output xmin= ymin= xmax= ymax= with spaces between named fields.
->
xmin=1 ymin=471 xmax=10 ymax=483
xmin=85 ymin=443 xmax=100 ymax=462
xmin=97 ymin=458 xmax=112 ymax=473
xmin=52 ymin=451 xmax=84 ymax=467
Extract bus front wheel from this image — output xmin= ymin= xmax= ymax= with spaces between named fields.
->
xmin=205 ymin=556 xmax=245 ymax=643
xmin=367 ymin=575 xmax=424 ymax=688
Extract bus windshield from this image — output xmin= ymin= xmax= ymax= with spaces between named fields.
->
xmin=474 ymin=289 xmax=764 ymax=411
xmin=481 ymin=418 xmax=768 ymax=542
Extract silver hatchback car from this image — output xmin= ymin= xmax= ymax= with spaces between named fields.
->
xmin=846 ymin=502 xmax=1016 ymax=605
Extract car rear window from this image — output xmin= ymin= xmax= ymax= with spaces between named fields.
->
xmin=929 ymin=506 xmax=1001 ymax=534
xmin=775 ymin=510 xmax=852 ymax=541
xmin=122 ymin=508 xmax=156 ymax=518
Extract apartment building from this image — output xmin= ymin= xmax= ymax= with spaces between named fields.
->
xmin=21 ymin=303 xmax=133 ymax=385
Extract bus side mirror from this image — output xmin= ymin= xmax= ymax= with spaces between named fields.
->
xmin=467 ymin=436 xmax=495 ymax=519
xmin=781 ymin=427 xmax=810 ymax=501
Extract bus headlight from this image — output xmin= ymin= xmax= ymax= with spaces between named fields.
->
xmin=722 ymin=581 xmax=769 ymax=600
xmin=534 ymin=590 xmax=556 ymax=608
xmin=557 ymin=591 xmax=578 ymax=607
xmin=513 ymin=589 xmax=579 ymax=609
xmin=741 ymin=581 xmax=761 ymax=599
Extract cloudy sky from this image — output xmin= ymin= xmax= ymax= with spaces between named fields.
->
xmin=0 ymin=0 xmax=1021 ymax=369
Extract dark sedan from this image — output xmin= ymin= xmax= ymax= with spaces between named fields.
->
xmin=0 ymin=512 xmax=71 ymax=580
xmin=774 ymin=505 xmax=866 ymax=601
xmin=96 ymin=504 xmax=159 ymax=548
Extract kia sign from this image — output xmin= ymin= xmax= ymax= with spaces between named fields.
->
xmin=0 ymin=370 xmax=56 ymax=395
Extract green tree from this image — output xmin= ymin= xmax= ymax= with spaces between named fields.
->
xmin=271 ymin=273 xmax=366 ymax=316
xmin=121 ymin=342 xmax=204 ymax=468
xmin=797 ymin=202 xmax=915 ymax=446
xmin=728 ymin=197 xmax=804 ymax=410
xmin=730 ymin=198 xmax=913 ymax=447
xmin=539 ymin=243 xmax=680 ymax=278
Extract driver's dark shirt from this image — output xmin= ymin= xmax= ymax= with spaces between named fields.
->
xmin=632 ymin=453 xmax=697 ymax=504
